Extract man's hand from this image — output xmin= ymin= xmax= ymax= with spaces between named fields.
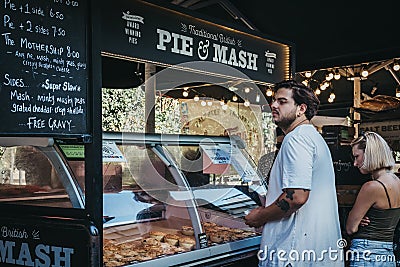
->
xmin=244 ymin=207 xmax=266 ymax=228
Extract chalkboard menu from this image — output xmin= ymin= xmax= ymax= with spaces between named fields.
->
xmin=0 ymin=0 xmax=88 ymax=136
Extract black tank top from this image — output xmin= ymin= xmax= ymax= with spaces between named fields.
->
xmin=354 ymin=180 xmax=400 ymax=242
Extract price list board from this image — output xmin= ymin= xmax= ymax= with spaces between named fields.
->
xmin=0 ymin=0 xmax=88 ymax=136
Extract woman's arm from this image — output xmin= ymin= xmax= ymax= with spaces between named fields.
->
xmin=346 ymin=182 xmax=377 ymax=235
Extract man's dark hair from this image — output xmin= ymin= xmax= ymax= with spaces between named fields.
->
xmin=273 ymin=79 xmax=320 ymax=120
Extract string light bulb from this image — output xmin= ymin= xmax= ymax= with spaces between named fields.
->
xmin=315 ymin=88 xmax=321 ymax=95
xmin=244 ymin=87 xmax=250 ymax=93
xmin=329 ymin=92 xmax=336 ymax=100
xmin=194 ymin=95 xmax=199 ymax=101
xmin=266 ymin=88 xmax=273 ymax=96
xmin=394 ymin=61 xmax=400 ymax=71
xmin=201 ymin=100 xmax=206 ymax=106
xmin=305 ymin=71 xmax=312 ymax=78
xmin=326 ymin=72 xmax=334 ymax=81
xmin=396 ymin=86 xmax=400 ymax=98
xmin=320 ymin=82 xmax=329 ymax=91
xmin=232 ymin=95 xmax=238 ymax=101
xmin=182 ymin=90 xmax=189 ymax=97
xmin=334 ymin=69 xmax=341 ymax=80
xmin=328 ymin=97 xmax=334 ymax=103
xmin=244 ymin=100 xmax=250 ymax=107
xmin=361 ymin=66 xmax=369 ymax=78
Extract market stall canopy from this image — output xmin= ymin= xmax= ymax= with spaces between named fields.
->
xmin=101 ymin=1 xmax=399 ymax=118
xmin=167 ymin=0 xmax=399 ymax=71
xmin=164 ymin=0 xmax=400 ymax=118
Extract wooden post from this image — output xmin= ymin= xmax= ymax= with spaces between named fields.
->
xmin=353 ymin=77 xmax=361 ymax=137
xmin=145 ymin=63 xmax=156 ymax=133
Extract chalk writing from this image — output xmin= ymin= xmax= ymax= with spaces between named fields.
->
xmin=0 ymin=0 xmax=88 ymax=134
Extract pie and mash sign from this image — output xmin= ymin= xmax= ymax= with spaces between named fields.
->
xmin=102 ymin=0 xmax=292 ymax=84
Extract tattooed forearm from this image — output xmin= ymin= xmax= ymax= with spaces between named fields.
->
xmin=284 ymin=189 xmax=295 ymax=200
xmin=275 ymin=199 xmax=290 ymax=212
xmin=276 ymin=189 xmax=309 ymax=213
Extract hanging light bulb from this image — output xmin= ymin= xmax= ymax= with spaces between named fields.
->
xmin=201 ymin=100 xmax=206 ymax=106
xmin=244 ymin=100 xmax=250 ymax=107
xmin=207 ymin=100 xmax=213 ymax=106
xmin=334 ymin=69 xmax=341 ymax=80
xmin=396 ymin=86 xmax=400 ymax=98
xmin=182 ymin=90 xmax=189 ymax=97
xmin=326 ymin=72 xmax=334 ymax=81
xmin=266 ymin=88 xmax=273 ymax=96
xmin=393 ymin=61 xmax=400 ymax=71
xmin=320 ymin=82 xmax=329 ymax=91
xmin=328 ymin=97 xmax=334 ymax=103
xmin=361 ymin=66 xmax=369 ymax=78
xmin=302 ymin=80 xmax=309 ymax=86
xmin=329 ymin=92 xmax=336 ymax=100
xmin=194 ymin=95 xmax=200 ymax=101
xmin=305 ymin=71 xmax=312 ymax=78
xmin=232 ymin=95 xmax=238 ymax=101
xmin=244 ymin=87 xmax=250 ymax=93
xmin=315 ymin=88 xmax=321 ymax=95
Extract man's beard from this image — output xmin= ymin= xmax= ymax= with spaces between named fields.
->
xmin=274 ymin=110 xmax=297 ymax=130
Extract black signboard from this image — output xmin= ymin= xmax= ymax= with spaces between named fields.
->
xmin=0 ymin=218 xmax=91 ymax=266
xmin=0 ymin=0 xmax=88 ymax=136
xmin=198 ymin=232 xmax=208 ymax=249
xmin=101 ymin=0 xmax=292 ymax=85
xmin=331 ymin=145 xmax=370 ymax=185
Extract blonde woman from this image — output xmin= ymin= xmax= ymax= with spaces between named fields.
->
xmin=346 ymin=131 xmax=400 ymax=266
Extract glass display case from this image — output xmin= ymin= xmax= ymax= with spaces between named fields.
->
xmin=98 ymin=132 xmax=266 ymax=267
xmin=0 ymin=133 xmax=267 ymax=267
xmin=0 ymin=137 xmax=84 ymax=209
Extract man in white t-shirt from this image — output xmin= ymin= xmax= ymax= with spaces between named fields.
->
xmin=245 ymin=80 xmax=343 ymax=266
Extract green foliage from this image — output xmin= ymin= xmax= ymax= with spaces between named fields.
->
xmin=154 ymin=97 xmax=181 ymax=133
xmin=102 ymin=88 xmax=181 ymax=133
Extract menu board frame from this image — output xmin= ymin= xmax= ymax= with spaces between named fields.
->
xmin=0 ymin=0 xmax=89 ymax=137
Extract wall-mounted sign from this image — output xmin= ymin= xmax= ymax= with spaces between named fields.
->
xmin=101 ymin=0 xmax=292 ymax=84
xmin=360 ymin=120 xmax=400 ymax=150
xmin=0 ymin=0 xmax=88 ymax=136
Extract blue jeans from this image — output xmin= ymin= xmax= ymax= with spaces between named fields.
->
xmin=349 ymin=239 xmax=396 ymax=267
